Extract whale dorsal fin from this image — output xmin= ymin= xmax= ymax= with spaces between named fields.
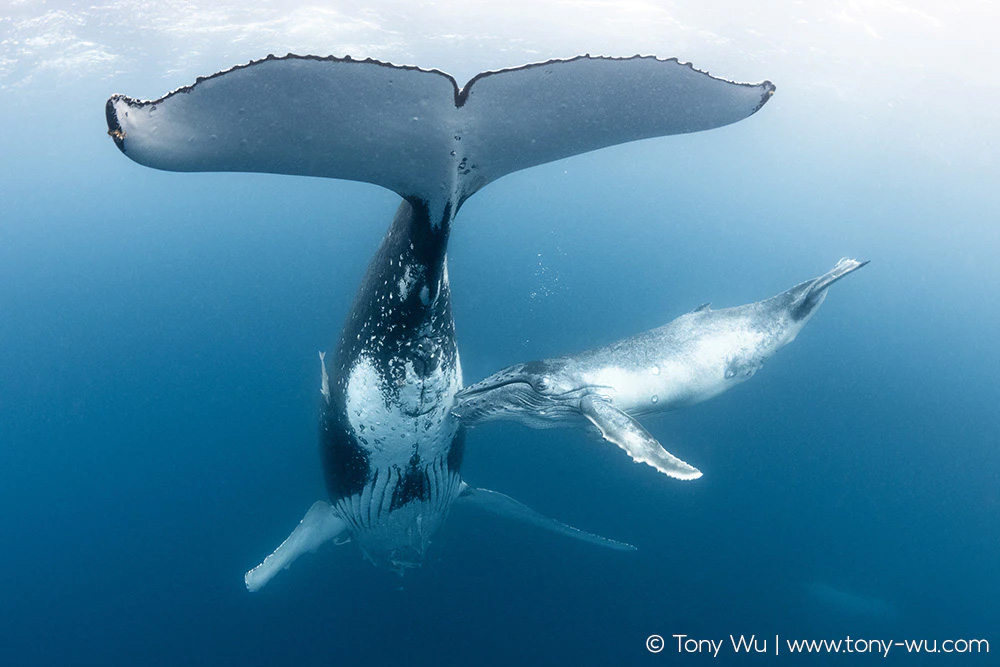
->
xmin=456 ymin=483 xmax=635 ymax=551
xmin=244 ymin=501 xmax=347 ymax=592
xmin=107 ymin=55 xmax=773 ymax=223
xmin=579 ymin=395 xmax=702 ymax=481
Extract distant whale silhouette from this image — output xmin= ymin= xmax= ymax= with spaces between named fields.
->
xmin=805 ymin=581 xmax=900 ymax=621
xmin=105 ymin=53 xmax=774 ymax=589
xmin=455 ymin=259 xmax=867 ymax=479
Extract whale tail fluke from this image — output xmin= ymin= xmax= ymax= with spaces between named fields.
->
xmin=812 ymin=258 xmax=870 ymax=294
xmin=456 ymin=483 xmax=636 ymax=552
xmin=106 ymin=54 xmax=773 ymax=226
xmin=790 ymin=258 xmax=869 ymax=321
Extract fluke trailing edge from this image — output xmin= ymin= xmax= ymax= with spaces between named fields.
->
xmin=105 ymin=54 xmax=775 ymax=590
xmin=455 ymin=259 xmax=868 ymax=479
xmin=106 ymin=53 xmax=773 ymax=225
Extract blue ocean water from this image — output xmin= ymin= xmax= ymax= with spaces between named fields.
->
xmin=1 ymin=6 xmax=998 ymax=666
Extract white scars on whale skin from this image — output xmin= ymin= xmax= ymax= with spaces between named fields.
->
xmin=454 ymin=258 xmax=868 ymax=480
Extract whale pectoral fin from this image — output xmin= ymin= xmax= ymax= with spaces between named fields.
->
xmin=579 ymin=395 xmax=703 ymax=481
xmin=244 ymin=501 xmax=347 ymax=592
xmin=319 ymin=351 xmax=330 ymax=404
xmin=456 ymin=484 xmax=635 ymax=551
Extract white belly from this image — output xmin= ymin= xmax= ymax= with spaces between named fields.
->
xmin=344 ymin=354 xmax=461 ymax=469
xmin=580 ymin=328 xmax=769 ymax=414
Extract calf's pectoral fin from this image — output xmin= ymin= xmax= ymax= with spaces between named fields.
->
xmin=456 ymin=483 xmax=635 ymax=551
xmin=579 ymin=395 xmax=703 ymax=481
xmin=245 ymin=501 xmax=348 ymax=592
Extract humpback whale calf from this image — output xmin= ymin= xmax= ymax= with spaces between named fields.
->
xmin=454 ymin=259 xmax=867 ymax=479
xmin=104 ymin=53 xmax=774 ymax=589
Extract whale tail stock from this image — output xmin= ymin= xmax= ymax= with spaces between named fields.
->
xmin=106 ymin=54 xmax=774 ymax=226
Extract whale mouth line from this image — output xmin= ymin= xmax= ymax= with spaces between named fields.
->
xmin=456 ymin=379 xmax=532 ymax=399
xmin=456 ymin=379 xmax=602 ymax=403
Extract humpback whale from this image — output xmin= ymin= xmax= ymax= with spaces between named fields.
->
xmin=805 ymin=582 xmax=900 ymax=621
xmin=454 ymin=259 xmax=867 ymax=479
xmin=105 ymin=54 xmax=774 ymax=589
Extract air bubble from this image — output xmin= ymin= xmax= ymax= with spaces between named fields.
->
xmin=651 ymin=366 xmax=660 ymax=375
xmin=651 ymin=395 xmax=659 ymax=404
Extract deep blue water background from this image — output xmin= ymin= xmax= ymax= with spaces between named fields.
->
xmin=1 ymin=50 xmax=998 ymax=666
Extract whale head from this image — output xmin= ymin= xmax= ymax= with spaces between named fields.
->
xmin=453 ymin=360 xmax=592 ymax=428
